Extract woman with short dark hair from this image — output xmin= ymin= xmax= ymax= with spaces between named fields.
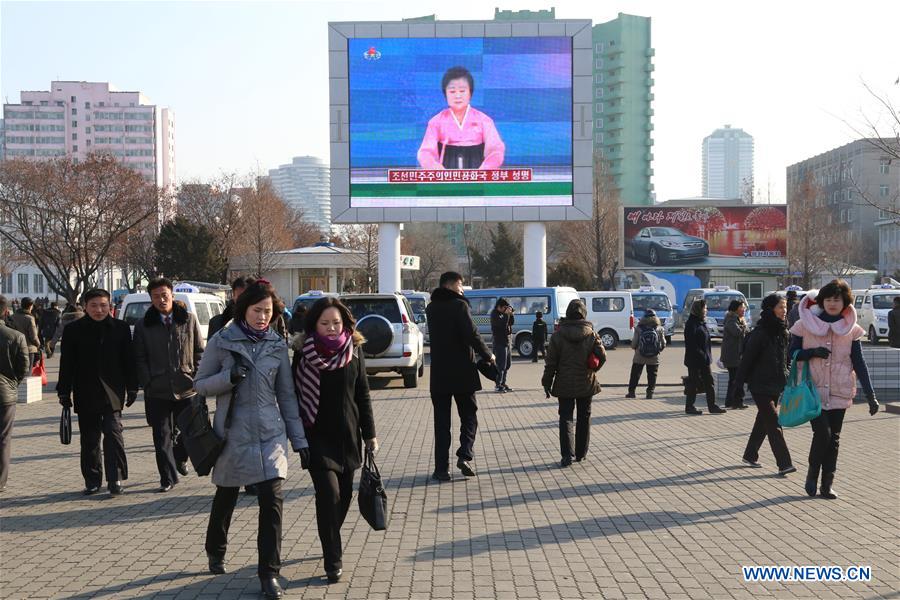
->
xmin=683 ymin=299 xmax=727 ymax=415
xmin=293 ymin=296 xmax=377 ymax=584
xmin=195 ymin=280 xmax=308 ymax=599
xmin=720 ymin=299 xmax=749 ymax=409
xmin=790 ymin=279 xmax=879 ymax=499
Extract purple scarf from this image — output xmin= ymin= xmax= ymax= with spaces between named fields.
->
xmin=294 ymin=331 xmax=354 ymax=428
xmin=237 ymin=319 xmax=269 ymax=342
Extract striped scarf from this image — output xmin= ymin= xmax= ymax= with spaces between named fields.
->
xmin=294 ymin=333 xmax=354 ymax=428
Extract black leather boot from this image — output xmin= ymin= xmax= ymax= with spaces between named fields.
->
xmin=819 ymin=472 xmax=838 ymax=500
xmin=804 ymin=464 xmax=818 ymax=497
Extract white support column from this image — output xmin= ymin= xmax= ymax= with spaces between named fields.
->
xmin=378 ymin=223 xmax=402 ymax=293
xmin=523 ymin=222 xmax=547 ymax=288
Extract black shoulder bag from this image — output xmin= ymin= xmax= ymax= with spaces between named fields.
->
xmin=177 ymin=350 xmax=242 ymax=476
xmin=358 ymin=449 xmax=390 ymax=531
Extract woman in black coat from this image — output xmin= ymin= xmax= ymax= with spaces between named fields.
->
xmin=683 ymin=299 xmax=726 ymax=415
xmin=734 ymin=294 xmax=796 ymax=475
xmin=293 ymin=297 xmax=377 ymax=584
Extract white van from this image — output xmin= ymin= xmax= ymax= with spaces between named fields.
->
xmin=579 ymin=291 xmax=635 ymax=349
xmin=119 ymin=291 xmax=226 ymax=342
xmin=854 ymin=284 xmax=900 ymax=343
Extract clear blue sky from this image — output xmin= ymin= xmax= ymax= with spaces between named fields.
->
xmin=3 ymin=0 xmax=898 ymax=202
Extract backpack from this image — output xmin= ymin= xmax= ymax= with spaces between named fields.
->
xmin=638 ymin=326 xmax=663 ymax=358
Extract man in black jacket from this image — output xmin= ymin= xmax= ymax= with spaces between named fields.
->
xmin=426 ymin=272 xmax=494 ymax=481
xmin=889 ymin=296 xmax=900 ymax=349
xmin=134 ymin=278 xmax=204 ymax=492
xmin=0 ymin=295 xmax=29 ymax=493
xmin=39 ymin=302 xmax=61 ymax=358
xmin=208 ymin=276 xmax=255 ymax=339
xmin=683 ymin=299 xmax=726 ymax=415
xmin=57 ymin=289 xmax=138 ymax=495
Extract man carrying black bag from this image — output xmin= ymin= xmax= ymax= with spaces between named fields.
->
xmin=56 ymin=289 xmax=137 ymax=496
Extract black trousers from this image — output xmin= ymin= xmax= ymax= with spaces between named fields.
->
xmin=77 ymin=407 xmax=127 ymax=487
xmin=742 ymin=394 xmax=792 ymax=470
xmin=558 ymin=397 xmax=592 ymax=460
xmin=146 ymin=396 xmax=189 ymax=487
xmin=808 ymin=408 xmax=846 ymax=478
xmin=0 ymin=402 xmax=15 ymax=489
xmin=309 ymin=468 xmax=356 ymax=572
xmin=530 ymin=340 xmax=546 ymax=362
xmin=628 ymin=363 xmax=658 ymax=393
xmin=725 ymin=367 xmax=745 ymax=407
xmin=206 ymin=477 xmax=284 ymax=578
xmin=685 ymin=365 xmax=717 ymax=409
xmin=431 ymin=392 xmax=478 ymax=471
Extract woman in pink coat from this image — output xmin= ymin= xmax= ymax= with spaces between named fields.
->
xmin=789 ymin=280 xmax=879 ymax=500
xmin=417 ymin=66 xmax=505 ymax=170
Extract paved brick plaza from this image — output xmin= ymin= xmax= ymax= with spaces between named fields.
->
xmin=2 ymin=357 xmax=898 ymax=599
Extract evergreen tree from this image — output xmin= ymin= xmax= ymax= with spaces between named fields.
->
xmin=470 ymin=223 xmax=523 ymax=287
xmin=154 ymin=217 xmax=226 ymax=282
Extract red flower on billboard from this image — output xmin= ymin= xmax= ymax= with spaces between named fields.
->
xmin=682 ymin=207 xmax=726 ymax=238
xmin=743 ymin=206 xmax=787 ymax=230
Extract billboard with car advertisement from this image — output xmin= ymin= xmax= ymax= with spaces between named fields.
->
xmin=622 ymin=205 xmax=788 ymax=269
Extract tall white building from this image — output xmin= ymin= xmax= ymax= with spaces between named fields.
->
xmin=702 ymin=125 xmax=754 ymax=200
xmin=267 ymin=156 xmax=331 ymax=234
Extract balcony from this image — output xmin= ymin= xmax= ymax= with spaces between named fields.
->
xmin=646 ymin=108 xmax=654 ymax=117
xmin=647 ymin=92 xmax=655 ymax=102
xmin=647 ymin=77 xmax=655 ymax=87
xmin=646 ymin=47 xmax=655 ymax=57
xmin=645 ymin=62 xmax=655 ymax=73
xmin=646 ymin=123 xmax=654 ymax=131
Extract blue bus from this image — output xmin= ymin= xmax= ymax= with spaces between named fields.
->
xmin=462 ymin=287 xmax=580 ymax=356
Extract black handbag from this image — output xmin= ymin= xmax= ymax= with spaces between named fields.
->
xmin=476 ymin=358 xmax=499 ymax=383
xmin=60 ymin=406 xmax=72 ymax=445
xmin=358 ymin=449 xmax=389 ymax=531
xmin=176 ymin=351 xmax=241 ymax=476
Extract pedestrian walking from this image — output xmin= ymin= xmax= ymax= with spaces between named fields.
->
xmin=785 ymin=289 xmax=798 ymax=316
xmin=888 ymin=296 xmax=900 ymax=349
xmin=50 ymin=303 xmax=85 ymax=354
xmin=208 ymin=276 xmax=255 ymax=339
xmin=39 ymin=302 xmax=61 ymax=358
xmin=194 ymin=280 xmax=307 ymax=599
xmin=531 ymin=311 xmax=548 ymax=363
xmin=491 ymin=298 xmax=515 ymax=392
xmin=56 ymin=289 xmax=138 ymax=496
xmin=542 ymin=299 xmax=605 ymax=467
xmin=0 ymin=296 xmax=29 ymax=493
xmin=292 ymin=296 xmax=377 ymax=584
xmin=683 ymin=299 xmax=727 ymax=415
xmin=10 ymin=297 xmax=41 ymax=367
xmin=720 ymin=299 xmax=749 ymax=409
xmin=289 ymin=304 xmax=307 ymax=336
xmin=426 ymin=271 xmax=494 ymax=481
xmin=735 ymin=294 xmax=795 ymax=475
xmin=133 ymin=277 xmax=204 ymax=492
xmin=626 ymin=308 xmax=666 ymax=399
xmin=790 ymin=280 xmax=879 ymax=499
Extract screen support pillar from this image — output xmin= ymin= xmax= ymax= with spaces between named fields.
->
xmin=378 ymin=223 xmax=402 ymax=293
xmin=523 ymin=222 xmax=546 ymax=288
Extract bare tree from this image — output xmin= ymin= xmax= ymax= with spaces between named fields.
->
xmin=177 ymin=174 xmax=246 ymax=279
xmin=233 ymin=180 xmax=297 ymax=278
xmin=557 ymin=154 xmax=620 ymax=290
xmin=788 ymin=171 xmax=832 ymax=289
xmin=401 ymin=223 xmax=457 ymax=290
xmin=110 ymin=223 xmax=158 ymax=291
xmin=335 ymin=224 xmax=379 ymax=292
xmin=0 ymin=154 xmax=160 ymax=304
xmin=284 ymin=207 xmax=326 ymax=249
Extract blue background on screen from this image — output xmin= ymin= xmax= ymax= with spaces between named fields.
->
xmin=348 ymin=37 xmax=572 ymax=169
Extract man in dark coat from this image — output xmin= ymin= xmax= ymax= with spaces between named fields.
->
xmin=531 ymin=311 xmax=548 ymax=363
xmin=39 ymin=302 xmax=61 ymax=358
xmin=208 ymin=276 xmax=255 ymax=339
xmin=133 ymin=278 xmax=204 ymax=492
xmin=683 ymin=299 xmax=726 ymax=415
xmin=57 ymin=289 xmax=138 ymax=495
xmin=426 ymin=272 xmax=493 ymax=481
xmin=0 ymin=295 xmax=29 ymax=492
xmin=889 ymin=296 xmax=900 ymax=349
xmin=10 ymin=297 xmax=41 ymax=367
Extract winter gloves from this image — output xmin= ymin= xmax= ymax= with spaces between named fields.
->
xmin=866 ymin=392 xmax=880 ymax=416
xmin=230 ymin=362 xmax=249 ymax=384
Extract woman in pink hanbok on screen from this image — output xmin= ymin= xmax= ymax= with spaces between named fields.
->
xmin=417 ymin=66 xmax=505 ymax=170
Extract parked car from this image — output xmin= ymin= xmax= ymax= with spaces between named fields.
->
xmin=292 ymin=290 xmax=339 ymax=315
xmin=463 ymin=287 xmax=581 ymax=356
xmin=630 ymin=286 xmax=674 ymax=345
xmin=579 ymin=291 xmax=635 ymax=350
xmin=854 ymin=284 xmax=900 ymax=343
xmin=401 ymin=290 xmax=430 ymax=344
xmin=118 ymin=290 xmax=226 ymax=342
xmin=679 ymin=286 xmax=750 ymax=339
xmin=630 ymin=227 xmax=709 ymax=265
xmin=339 ymin=292 xmax=425 ymax=388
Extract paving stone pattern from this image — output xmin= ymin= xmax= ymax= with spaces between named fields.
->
xmin=1 ymin=359 xmax=898 ymax=599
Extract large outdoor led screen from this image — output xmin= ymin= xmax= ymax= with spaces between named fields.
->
xmin=347 ymin=37 xmax=573 ymax=208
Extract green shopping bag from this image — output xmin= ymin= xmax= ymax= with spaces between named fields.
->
xmin=778 ymin=357 xmax=822 ymax=427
